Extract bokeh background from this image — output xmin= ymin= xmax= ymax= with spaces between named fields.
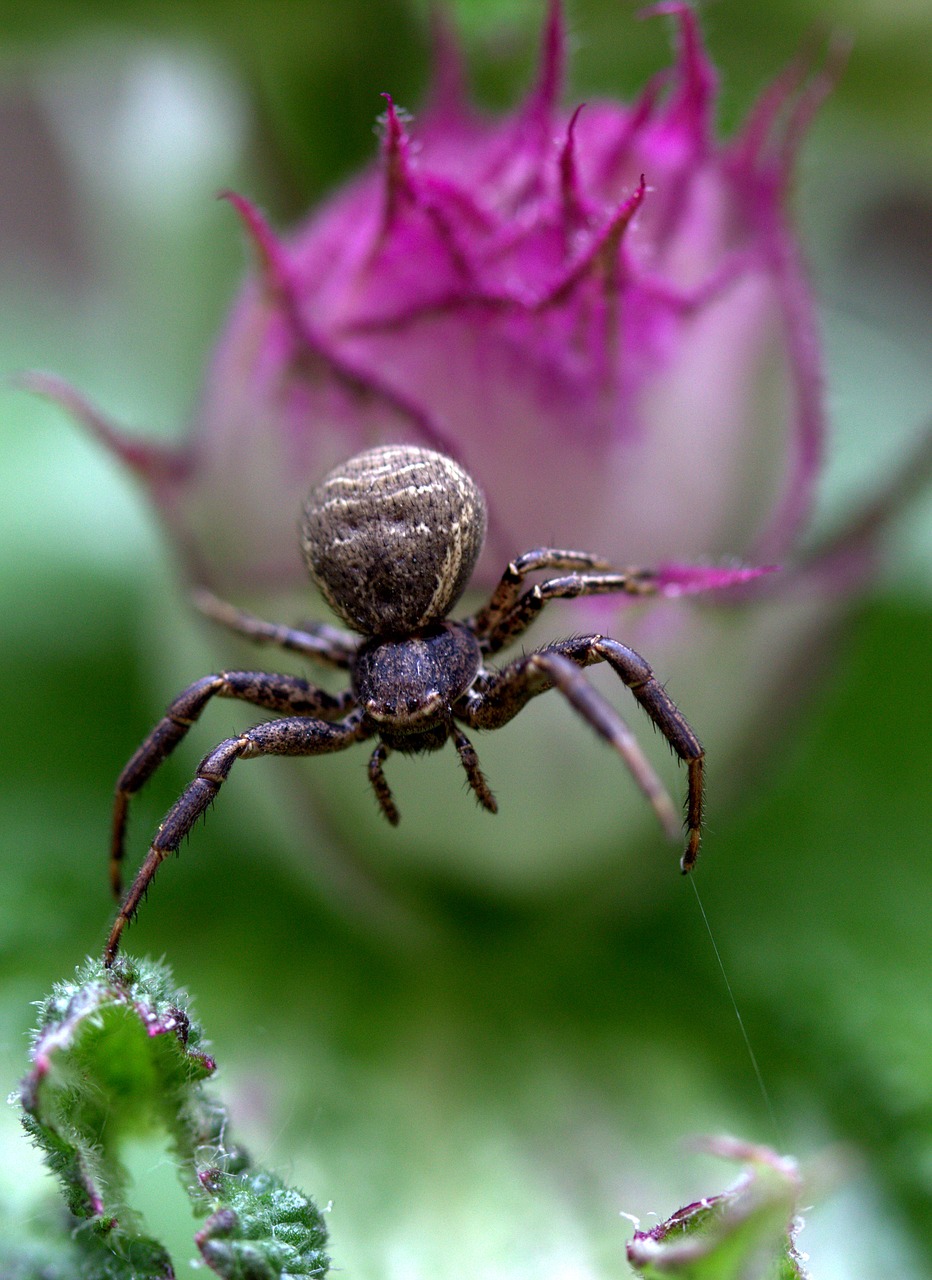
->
xmin=1 ymin=0 xmax=930 ymax=1275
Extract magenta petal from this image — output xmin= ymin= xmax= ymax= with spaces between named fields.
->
xmin=656 ymin=562 xmax=780 ymax=595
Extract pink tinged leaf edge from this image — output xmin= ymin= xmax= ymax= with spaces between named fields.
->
xmin=728 ymin=40 xmax=847 ymax=561
xmin=625 ymin=1137 xmax=806 ymax=1275
xmin=424 ymin=3 xmax=472 ymax=127
xmin=537 ymin=175 xmax=647 ymax=310
xmin=14 ymin=371 xmax=191 ymax=497
xmin=525 ymin=0 xmax=567 ymax=131
xmin=656 ymin=561 xmax=781 ymax=596
xmin=640 ymin=2 xmax=718 ymax=154
xmin=558 ymin=103 xmax=589 ymax=226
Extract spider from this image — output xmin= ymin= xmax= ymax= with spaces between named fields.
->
xmin=104 ymin=443 xmax=704 ymax=965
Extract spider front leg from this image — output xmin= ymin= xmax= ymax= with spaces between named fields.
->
xmin=111 ymin=670 xmax=354 ymax=898
xmin=465 ymin=549 xmax=659 ymax=654
xmin=459 ymin=635 xmax=704 ymax=870
xmin=105 ymin=708 xmax=372 ymax=965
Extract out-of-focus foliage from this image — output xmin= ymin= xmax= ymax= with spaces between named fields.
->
xmin=11 ymin=961 xmax=809 ymax=1279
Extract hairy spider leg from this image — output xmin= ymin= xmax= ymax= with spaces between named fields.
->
xmin=459 ymin=650 xmax=676 ymax=840
xmin=105 ymin=709 xmax=372 ymax=965
xmin=110 ymin=671 xmax=355 ymax=898
xmin=366 ymin=727 xmax=498 ymax=826
xmin=465 ymin=549 xmax=659 ymax=655
xmin=465 ymin=549 xmax=611 ymax=639
xmin=367 ymin=742 xmax=399 ymax=825
xmin=452 ymin=728 xmax=498 ymax=813
xmin=458 ymin=636 xmax=704 ymax=870
xmin=193 ymin=588 xmax=360 ymax=667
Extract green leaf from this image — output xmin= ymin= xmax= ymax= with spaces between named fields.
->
xmin=13 ymin=956 xmax=330 ymax=1280
xmin=625 ymin=1139 xmax=807 ymax=1280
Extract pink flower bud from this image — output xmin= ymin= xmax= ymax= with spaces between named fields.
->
xmin=37 ymin=4 xmax=835 ymax=592
xmin=31 ymin=3 xmax=928 ymax=897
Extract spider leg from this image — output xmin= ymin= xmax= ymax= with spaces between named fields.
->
xmin=458 ymin=635 xmax=704 ymax=870
xmin=111 ymin=670 xmax=355 ymax=899
xmin=104 ymin=708 xmax=372 ymax=965
xmin=368 ymin=742 xmax=400 ymax=825
xmin=452 ymin=727 xmax=497 ymax=813
xmin=463 ymin=549 xmax=659 ymax=654
xmin=193 ymin=588 xmax=360 ymax=669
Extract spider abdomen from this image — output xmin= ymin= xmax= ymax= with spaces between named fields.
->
xmin=301 ymin=444 xmax=487 ymax=636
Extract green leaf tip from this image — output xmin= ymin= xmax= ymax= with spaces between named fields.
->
xmin=625 ymin=1137 xmax=808 ymax=1279
xmin=12 ymin=955 xmax=330 ymax=1280
xmin=195 ymin=1171 xmax=332 ymax=1279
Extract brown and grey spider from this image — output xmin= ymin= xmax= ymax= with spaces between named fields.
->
xmin=104 ymin=443 xmax=704 ymax=964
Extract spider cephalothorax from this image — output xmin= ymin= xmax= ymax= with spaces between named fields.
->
xmin=104 ymin=444 xmax=704 ymax=964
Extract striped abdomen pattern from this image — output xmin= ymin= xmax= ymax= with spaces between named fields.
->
xmin=301 ymin=445 xmax=487 ymax=636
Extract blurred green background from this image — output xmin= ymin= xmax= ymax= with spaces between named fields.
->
xmin=1 ymin=1 xmax=930 ymax=1275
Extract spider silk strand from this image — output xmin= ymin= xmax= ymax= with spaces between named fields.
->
xmin=690 ymin=876 xmax=785 ymax=1151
